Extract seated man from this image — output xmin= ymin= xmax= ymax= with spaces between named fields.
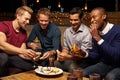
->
xmin=0 ymin=6 xmax=38 ymax=77
xmin=78 ymin=7 xmax=120 ymax=79
xmin=55 ymin=7 xmax=95 ymax=73
xmin=27 ymin=8 xmax=61 ymax=66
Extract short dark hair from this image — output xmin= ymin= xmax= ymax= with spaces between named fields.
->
xmin=69 ymin=7 xmax=83 ymax=19
xmin=92 ymin=7 xmax=106 ymax=15
xmin=92 ymin=7 xmax=107 ymax=21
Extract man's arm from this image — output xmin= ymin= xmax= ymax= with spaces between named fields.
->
xmin=0 ymin=32 xmax=22 ymax=55
xmin=0 ymin=32 xmax=36 ymax=60
xmin=21 ymin=43 xmax=27 ymax=49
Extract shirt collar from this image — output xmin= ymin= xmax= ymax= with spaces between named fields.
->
xmin=100 ymin=22 xmax=113 ymax=35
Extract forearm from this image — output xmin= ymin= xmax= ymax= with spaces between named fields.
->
xmin=0 ymin=42 xmax=25 ymax=55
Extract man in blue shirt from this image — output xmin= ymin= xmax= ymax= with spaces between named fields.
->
xmin=77 ymin=7 xmax=120 ymax=79
xmin=27 ymin=8 xmax=61 ymax=66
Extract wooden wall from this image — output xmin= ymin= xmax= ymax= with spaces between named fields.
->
xmin=0 ymin=12 xmax=120 ymax=26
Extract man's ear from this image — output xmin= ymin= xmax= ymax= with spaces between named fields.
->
xmin=102 ymin=14 xmax=106 ymax=20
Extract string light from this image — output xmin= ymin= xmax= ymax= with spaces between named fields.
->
xmin=84 ymin=0 xmax=88 ymax=11
xmin=58 ymin=1 xmax=61 ymax=8
xmin=84 ymin=3 xmax=88 ymax=10
xmin=36 ymin=0 xmax=39 ymax=3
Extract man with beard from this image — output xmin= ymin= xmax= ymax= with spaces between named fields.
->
xmin=82 ymin=7 xmax=120 ymax=79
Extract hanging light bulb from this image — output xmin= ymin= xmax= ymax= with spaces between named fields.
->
xmin=84 ymin=3 xmax=88 ymax=10
xmin=58 ymin=2 xmax=61 ymax=8
xmin=36 ymin=0 xmax=39 ymax=3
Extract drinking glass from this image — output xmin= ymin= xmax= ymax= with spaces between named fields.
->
xmin=49 ymin=54 xmax=55 ymax=67
xmin=32 ymin=48 xmax=41 ymax=69
xmin=73 ymin=68 xmax=83 ymax=80
xmin=67 ymin=73 xmax=78 ymax=80
xmin=89 ymin=73 xmax=101 ymax=80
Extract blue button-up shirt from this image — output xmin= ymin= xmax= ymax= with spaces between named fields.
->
xmin=28 ymin=22 xmax=61 ymax=53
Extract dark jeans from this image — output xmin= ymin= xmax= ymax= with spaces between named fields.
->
xmin=83 ymin=62 xmax=120 ymax=80
xmin=0 ymin=50 xmax=49 ymax=76
xmin=8 ymin=55 xmax=33 ymax=70
xmin=0 ymin=52 xmax=33 ymax=76
xmin=0 ymin=53 xmax=8 ymax=76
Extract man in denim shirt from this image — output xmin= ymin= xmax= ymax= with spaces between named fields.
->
xmin=27 ymin=8 xmax=61 ymax=66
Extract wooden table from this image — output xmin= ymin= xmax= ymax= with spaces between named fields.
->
xmin=0 ymin=70 xmax=89 ymax=80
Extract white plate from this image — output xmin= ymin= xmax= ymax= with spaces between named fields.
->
xmin=34 ymin=67 xmax=63 ymax=76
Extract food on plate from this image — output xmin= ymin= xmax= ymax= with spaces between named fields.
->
xmin=38 ymin=66 xmax=42 ymax=71
xmin=42 ymin=67 xmax=52 ymax=74
xmin=52 ymin=67 xmax=59 ymax=73
xmin=39 ymin=67 xmax=60 ymax=74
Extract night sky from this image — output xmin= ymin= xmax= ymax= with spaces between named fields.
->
xmin=0 ymin=0 xmax=119 ymax=13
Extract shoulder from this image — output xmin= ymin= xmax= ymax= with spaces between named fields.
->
xmin=0 ymin=21 xmax=12 ymax=33
xmin=0 ymin=21 xmax=12 ymax=31
xmin=112 ymin=25 xmax=120 ymax=32
xmin=49 ymin=22 xmax=58 ymax=28
xmin=0 ymin=21 xmax=12 ymax=26
xmin=80 ymin=24 xmax=90 ymax=33
xmin=81 ymin=24 xmax=89 ymax=30
xmin=49 ymin=22 xmax=60 ymax=31
xmin=32 ymin=23 xmax=40 ymax=30
xmin=65 ymin=27 xmax=71 ymax=32
xmin=34 ymin=23 xmax=40 ymax=27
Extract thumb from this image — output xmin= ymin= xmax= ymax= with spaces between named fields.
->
xmin=56 ymin=50 xmax=61 ymax=61
xmin=56 ymin=50 xmax=61 ymax=54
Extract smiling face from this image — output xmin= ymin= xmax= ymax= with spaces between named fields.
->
xmin=17 ymin=11 xmax=31 ymax=29
xmin=90 ymin=8 xmax=107 ymax=31
xmin=69 ymin=13 xmax=81 ymax=32
xmin=38 ymin=13 xmax=50 ymax=29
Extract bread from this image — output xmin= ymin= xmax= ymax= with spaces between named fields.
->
xmin=52 ymin=67 xmax=59 ymax=73
xmin=36 ymin=52 xmax=41 ymax=56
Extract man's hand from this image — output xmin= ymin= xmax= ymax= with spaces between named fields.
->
xmin=18 ymin=49 xmax=36 ymax=60
xmin=90 ymin=21 xmax=101 ymax=42
xmin=71 ymin=48 xmax=86 ymax=59
xmin=56 ymin=50 xmax=71 ymax=61
xmin=40 ymin=51 xmax=51 ymax=60
xmin=33 ymin=52 xmax=41 ymax=61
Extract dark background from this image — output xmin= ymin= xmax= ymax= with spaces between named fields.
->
xmin=0 ymin=0 xmax=119 ymax=13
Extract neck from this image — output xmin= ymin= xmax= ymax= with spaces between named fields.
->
xmin=99 ymin=21 xmax=107 ymax=31
xmin=73 ymin=24 xmax=80 ymax=32
xmin=12 ymin=19 xmax=20 ymax=32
